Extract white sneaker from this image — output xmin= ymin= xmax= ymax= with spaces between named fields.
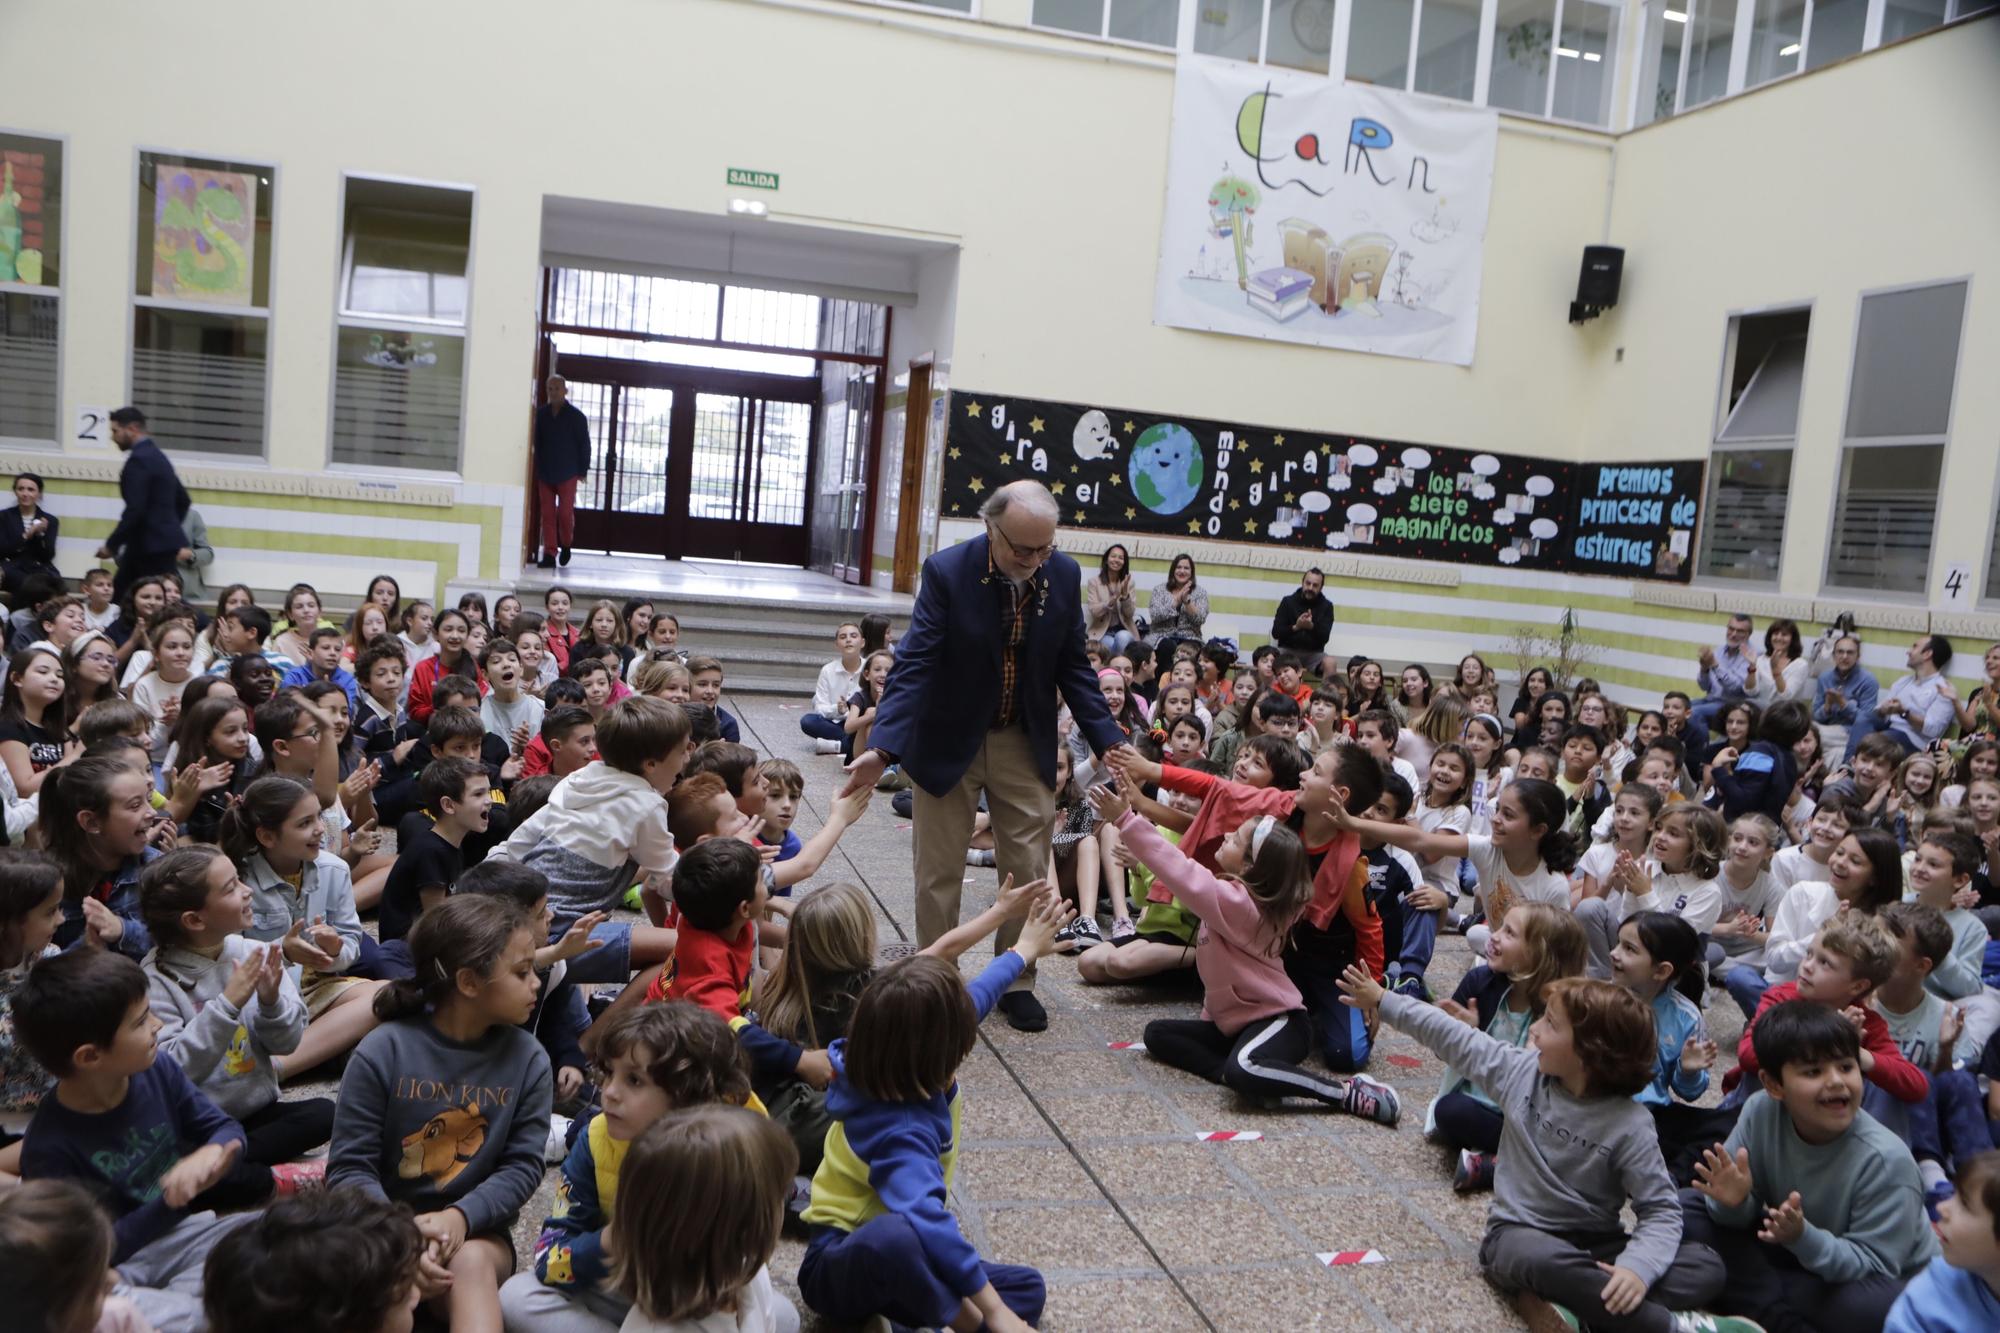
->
xmin=544 ymin=1113 xmax=574 ymax=1164
xmin=814 ymin=738 xmax=843 ymax=755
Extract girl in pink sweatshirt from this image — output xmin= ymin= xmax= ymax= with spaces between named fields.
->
xmin=1086 ymin=775 xmax=1402 ymax=1124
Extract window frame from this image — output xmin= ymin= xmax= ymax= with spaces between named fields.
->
xmin=1027 ymin=0 xmax=1183 ymax=49
xmin=855 ymin=0 xmax=983 ymax=18
xmin=1820 ymin=275 xmax=1972 ymax=600
xmin=0 ymin=125 xmax=68 ymax=452
xmin=125 ymin=143 xmax=280 ymax=465
xmin=1693 ymin=299 xmax=1813 ymax=590
xmin=323 ymin=171 xmax=476 ymax=480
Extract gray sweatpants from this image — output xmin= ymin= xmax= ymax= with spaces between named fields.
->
xmin=1480 ymin=1221 xmax=1725 ymax=1333
xmin=114 ymin=1210 xmax=257 ymax=1333
xmin=499 ymin=1271 xmax=629 ymax=1333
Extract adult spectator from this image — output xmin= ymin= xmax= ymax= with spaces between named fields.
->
xmin=97 ymin=407 xmax=190 ymax=601
xmin=1747 ymin=617 xmax=1819 ymax=704
xmin=176 ymin=505 xmax=217 ymax=608
xmin=1142 ymin=552 xmax=1208 ymax=673
xmin=1811 ymin=633 xmax=1876 ymax=764
xmin=1689 ymin=612 xmax=1756 ymax=732
xmin=1270 ymin=567 xmax=1335 ymax=674
xmin=0 ymin=471 xmax=60 ymax=598
xmin=841 ymin=480 xmax=1125 ymax=1033
xmin=1084 ymin=543 xmax=1138 ymax=657
xmin=533 ymin=374 xmax=591 ymax=570
xmin=1948 ymin=641 xmax=2000 ymax=742
xmin=1848 ymin=634 xmax=1956 ymax=759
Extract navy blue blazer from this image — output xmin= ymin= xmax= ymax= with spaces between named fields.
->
xmin=870 ymin=535 xmax=1126 ymax=798
xmin=106 ymin=438 xmax=191 ymax=559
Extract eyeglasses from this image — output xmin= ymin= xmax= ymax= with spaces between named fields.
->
xmin=989 ymin=524 xmax=1057 ymax=564
xmin=290 ymin=725 xmax=322 ymax=742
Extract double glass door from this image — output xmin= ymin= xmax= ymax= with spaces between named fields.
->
xmin=559 ymin=356 xmax=817 ymax=564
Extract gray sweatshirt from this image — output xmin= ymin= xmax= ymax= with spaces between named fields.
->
xmin=1706 ymin=1091 xmax=1938 ymax=1282
xmin=1380 ymin=991 xmax=1683 ymax=1286
xmin=328 ymin=1017 xmax=553 ymax=1236
xmin=143 ymin=936 xmax=307 ymax=1120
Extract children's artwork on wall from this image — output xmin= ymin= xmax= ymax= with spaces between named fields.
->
xmin=944 ymin=390 xmax=1704 ymax=584
xmin=151 ymin=167 xmax=257 ymax=306
xmin=1155 ymin=55 xmax=1498 ymax=367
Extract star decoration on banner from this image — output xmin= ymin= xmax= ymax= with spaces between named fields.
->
xmin=948 ymin=446 xmax=961 ymax=460
xmin=1108 ymin=474 xmax=1121 ymax=486
xmin=1284 ymin=492 xmax=1295 ymax=504
xmin=1050 ymin=482 xmax=1066 ymax=496
xmin=1074 ymin=509 xmax=1084 ymax=522
xmin=967 ymin=476 xmax=985 ymax=494
xmin=966 ymin=401 xmax=983 ymax=417
xmin=1124 ymin=507 xmax=1137 ymax=520
xmin=1187 ymin=519 xmax=1202 ymax=534
xmin=1273 ymin=433 xmax=1285 ymax=446
xmin=1244 ymin=519 xmax=1258 ymax=534
xmin=1123 ymin=420 xmax=1136 ymax=433
xmin=1229 ymin=499 xmax=1241 ymax=510
xmin=950 ymin=503 xmax=961 ymax=514
xmin=1247 ymin=458 xmax=1263 ymax=474
xmin=1029 ymin=417 xmax=1046 ymax=434
xmin=1320 ymin=442 xmax=1333 ymax=455
xmin=1069 ymin=464 xmax=1079 ymax=474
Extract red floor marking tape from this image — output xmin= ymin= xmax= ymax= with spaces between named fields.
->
xmin=1317 ymin=1249 xmax=1386 ymax=1266
xmin=1194 ymin=1131 xmax=1262 ymax=1142
xmin=1106 ymin=1041 xmax=1145 ymax=1051
xmin=1386 ymin=1054 xmax=1422 ymax=1068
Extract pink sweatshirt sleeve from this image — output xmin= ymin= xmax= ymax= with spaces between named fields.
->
xmin=1116 ymin=810 xmax=1260 ymax=938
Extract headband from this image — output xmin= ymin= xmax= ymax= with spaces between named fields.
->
xmin=1098 ymin=667 xmax=1125 ymax=681
xmin=1472 ymin=713 xmax=1504 ymax=733
xmin=1250 ymin=814 xmax=1277 ymax=859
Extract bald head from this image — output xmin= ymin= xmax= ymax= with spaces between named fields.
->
xmin=981 ymin=481 xmax=1059 ymax=580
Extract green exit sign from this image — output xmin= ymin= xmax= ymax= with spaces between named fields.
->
xmin=726 ymin=167 xmax=780 ymax=191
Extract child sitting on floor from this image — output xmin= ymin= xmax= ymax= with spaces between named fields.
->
xmin=1687 ymin=999 xmax=1938 ymax=1332
xmin=611 ymin=1106 xmax=801 ymax=1333
xmin=1088 ymin=771 xmax=1401 ymax=1124
xmin=500 ymin=1002 xmax=769 ymax=1333
xmin=797 ymin=894 xmax=1071 ymax=1333
xmin=1341 ymin=966 xmax=1737 ymax=1333
xmin=1875 ymin=903 xmax=1996 ymax=1202
xmin=1888 ymin=1149 xmax=2000 ymax=1329
xmin=201 ymin=1189 xmax=427 ymax=1333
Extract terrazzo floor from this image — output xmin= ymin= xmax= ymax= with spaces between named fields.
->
xmin=300 ymin=690 xmax=1750 ymax=1332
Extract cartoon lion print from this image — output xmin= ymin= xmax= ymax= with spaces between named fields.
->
xmin=399 ymin=1102 xmax=488 ymax=1187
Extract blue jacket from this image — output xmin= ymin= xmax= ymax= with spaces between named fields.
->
xmin=870 ymin=536 xmax=1124 ymax=796
xmin=1636 ymin=987 xmax=1709 ymax=1108
xmin=279 ymin=661 xmax=360 ymax=712
xmin=107 ymin=438 xmax=191 ymax=559
xmin=1813 ymin=663 xmax=1879 ymax=728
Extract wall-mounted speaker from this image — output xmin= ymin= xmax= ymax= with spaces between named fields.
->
xmin=1570 ymin=245 xmax=1624 ymax=324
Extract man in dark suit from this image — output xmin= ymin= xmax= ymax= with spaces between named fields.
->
xmin=842 ymin=480 xmax=1128 ymax=1030
xmin=534 ymin=374 xmax=592 ymax=570
xmin=1271 ymin=566 xmax=1335 ymax=676
xmin=97 ymin=407 xmax=191 ymax=601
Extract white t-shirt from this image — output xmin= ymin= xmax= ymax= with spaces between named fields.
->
xmin=399 ymin=632 xmax=440 ymax=666
xmin=1467 ymin=765 xmax=1511 ymax=836
xmin=84 ymin=603 xmax=119 ymax=632
xmin=1388 ymin=755 xmax=1423 ymax=799
xmin=1412 ymin=800 xmax=1471 ymax=893
xmin=1712 ymin=866 xmax=1783 ymax=968
xmin=1652 ymin=870 xmax=1724 ymax=935
xmin=1463 ymin=833 xmax=1570 ymax=923
xmin=617 ymin=1264 xmax=793 ymax=1333
xmin=1574 ymin=840 xmax=1660 ymax=917
xmin=1769 ymin=845 xmax=1833 ymax=895
xmin=1763 ymin=881 xmax=1839 ymax=981
xmin=130 ymin=671 xmax=196 ymax=762
xmin=481 ymin=691 xmax=546 ymax=744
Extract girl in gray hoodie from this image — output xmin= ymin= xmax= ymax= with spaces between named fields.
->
xmin=139 ymin=846 xmax=328 ymax=1204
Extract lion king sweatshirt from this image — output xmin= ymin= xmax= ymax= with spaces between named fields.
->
xmin=327 ymin=1015 xmax=553 ymax=1235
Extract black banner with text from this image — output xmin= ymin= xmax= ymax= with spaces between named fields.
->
xmin=943 ymin=392 xmax=1702 ymax=582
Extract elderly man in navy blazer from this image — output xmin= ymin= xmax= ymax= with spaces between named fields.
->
xmin=842 ymin=480 xmax=1128 ymax=1030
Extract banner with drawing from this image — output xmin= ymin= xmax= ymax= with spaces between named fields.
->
xmin=1153 ymin=55 xmax=1498 ymax=367
xmin=942 ymin=391 xmax=1704 ymax=583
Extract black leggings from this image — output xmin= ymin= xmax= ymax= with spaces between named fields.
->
xmin=195 ymin=1096 xmax=336 ymax=1211
xmin=1433 ymin=1090 xmax=1504 ymax=1154
xmin=1144 ymin=1011 xmax=1351 ymax=1105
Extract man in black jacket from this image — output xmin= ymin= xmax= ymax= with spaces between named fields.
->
xmin=97 ymin=406 xmax=191 ymax=600
xmin=1271 ymin=567 xmax=1335 ymax=675
xmin=534 ymin=374 xmax=592 ymax=570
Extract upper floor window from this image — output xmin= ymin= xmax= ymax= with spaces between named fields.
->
xmin=1032 ymin=0 xmax=1181 ymax=45
xmin=0 ymin=130 xmax=62 ymax=446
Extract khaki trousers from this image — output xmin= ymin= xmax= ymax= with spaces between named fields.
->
xmin=911 ymin=725 xmax=1054 ymax=991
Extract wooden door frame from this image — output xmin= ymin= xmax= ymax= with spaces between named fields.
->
xmin=891 ymin=356 xmax=934 ymax=594
xmin=848 ymin=306 xmax=892 ymax=586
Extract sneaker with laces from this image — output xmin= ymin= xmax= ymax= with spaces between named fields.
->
xmin=1071 ymin=917 xmax=1104 ymax=947
xmin=545 ymin=1113 xmax=575 ymax=1164
xmin=964 ymin=848 xmax=997 ymax=867
xmin=1453 ymin=1148 xmax=1496 ymax=1193
xmin=1391 ymin=973 xmax=1429 ymax=1001
xmin=814 ymin=738 xmax=844 ymax=755
xmin=1052 ymin=922 xmax=1082 ymax=955
xmin=270 ymin=1160 xmax=327 ymax=1197
xmin=1343 ymin=1073 xmax=1400 ymax=1126
xmin=1109 ymin=917 xmax=1137 ymax=943
xmin=1669 ymin=1315 xmax=1767 ymax=1333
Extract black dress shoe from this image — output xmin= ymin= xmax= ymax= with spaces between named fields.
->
xmin=996 ymin=991 xmax=1047 ymax=1032
xmin=558 ymin=547 xmax=572 ymax=567
xmin=537 ymin=554 xmax=557 ymax=570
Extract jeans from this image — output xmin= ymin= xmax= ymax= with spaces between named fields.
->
xmin=1842 ymin=706 xmax=1915 ymax=763
xmin=1432 ymin=1090 xmax=1504 ymax=1153
xmin=1723 ymin=964 xmax=1772 ymax=1022
xmin=800 ymin=1218 xmax=1043 ymax=1330
xmin=799 ymin=710 xmax=851 ymax=759
xmin=1100 ymin=628 xmax=1138 ymax=657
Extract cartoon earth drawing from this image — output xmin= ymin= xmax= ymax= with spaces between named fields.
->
xmin=1127 ymin=423 xmax=1205 ymax=516
xmin=1073 ymin=410 xmax=1118 ymax=462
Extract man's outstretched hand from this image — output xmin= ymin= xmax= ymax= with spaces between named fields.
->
xmin=840 ymin=749 xmax=886 ymax=798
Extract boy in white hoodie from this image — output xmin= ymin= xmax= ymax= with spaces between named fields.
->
xmin=496 ymin=695 xmax=691 ymax=985
xmin=802 ymin=622 xmax=864 ymax=757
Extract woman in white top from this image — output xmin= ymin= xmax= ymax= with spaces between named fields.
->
xmin=1747 ymin=616 xmax=1822 ymax=706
